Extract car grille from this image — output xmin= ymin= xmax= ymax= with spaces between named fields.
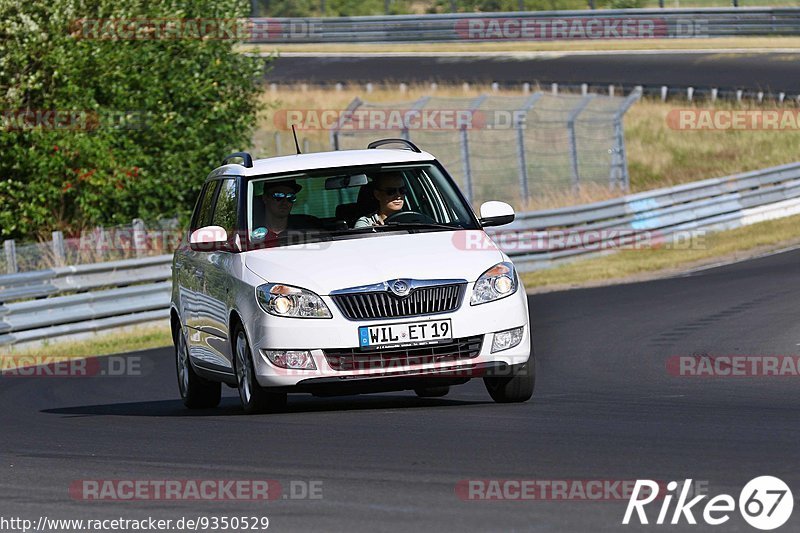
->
xmin=323 ymin=335 xmax=483 ymax=372
xmin=332 ymin=283 xmax=465 ymax=320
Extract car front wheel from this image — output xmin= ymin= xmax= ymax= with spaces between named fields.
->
xmin=233 ymin=324 xmax=287 ymax=414
xmin=483 ymin=354 xmax=535 ymax=403
xmin=175 ymin=327 xmax=221 ymax=409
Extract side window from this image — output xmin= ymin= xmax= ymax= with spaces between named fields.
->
xmin=192 ymin=181 xmax=220 ymax=231
xmin=211 ymin=179 xmax=238 ymax=234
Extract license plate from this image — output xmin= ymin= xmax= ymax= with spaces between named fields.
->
xmin=358 ymin=319 xmax=452 ymax=349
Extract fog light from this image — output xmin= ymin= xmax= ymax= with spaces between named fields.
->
xmin=264 ymin=350 xmax=316 ymax=370
xmin=491 ymin=327 xmax=524 ymax=353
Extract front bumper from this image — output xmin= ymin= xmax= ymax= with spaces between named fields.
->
xmin=246 ymin=283 xmax=531 ymax=388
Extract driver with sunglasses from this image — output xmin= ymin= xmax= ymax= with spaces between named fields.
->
xmin=260 ymin=179 xmax=301 ymax=247
xmin=354 ymin=172 xmax=407 ymax=228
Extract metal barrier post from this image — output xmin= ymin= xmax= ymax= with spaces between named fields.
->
xmin=132 ymin=219 xmax=147 ymax=259
xmin=51 ymin=231 xmax=66 ymax=266
xmin=4 ymin=240 xmax=17 ymax=274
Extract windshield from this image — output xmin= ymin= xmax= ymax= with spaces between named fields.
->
xmin=246 ymin=164 xmax=479 ymax=249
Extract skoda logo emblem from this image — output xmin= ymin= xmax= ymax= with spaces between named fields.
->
xmin=390 ymin=280 xmax=411 ymax=297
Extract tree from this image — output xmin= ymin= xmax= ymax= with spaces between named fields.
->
xmin=0 ymin=0 xmax=269 ymax=239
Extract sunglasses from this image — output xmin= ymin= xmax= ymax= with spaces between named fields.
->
xmin=267 ymin=192 xmax=297 ymax=203
xmin=378 ymin=186 xmax=408 ymax=196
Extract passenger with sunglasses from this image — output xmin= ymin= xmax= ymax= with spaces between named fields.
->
xmin=354 ymin=172 xmax=407 ymax=228
xmin=258 ymin=180 xmax=301 ymax=247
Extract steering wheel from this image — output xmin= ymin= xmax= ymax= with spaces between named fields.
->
xmin=384 ymin=210 xmax=436 ymax=225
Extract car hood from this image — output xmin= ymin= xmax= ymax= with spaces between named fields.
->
xmin=244 ymin=230 xmax=505 ymax=295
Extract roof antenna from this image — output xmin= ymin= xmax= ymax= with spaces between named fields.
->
xmin=292 ymin=124 xmax=302 ymax=155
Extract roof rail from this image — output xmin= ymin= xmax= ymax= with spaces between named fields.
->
xmin=222 ymin=152 xmax=253 ymax=168
xmin=367 ymin=139 xmax=422 ymax=153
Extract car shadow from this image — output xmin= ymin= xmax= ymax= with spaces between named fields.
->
xmin=42 ymin=394 xmax=488 ymax=417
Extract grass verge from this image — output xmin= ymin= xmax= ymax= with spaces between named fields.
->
xmin=241 ymin=37 xmax=800 ymax=55
xmin=520 ymin=214 xmax=800 ymax=291
xmin=0 ymin=323 xmax=173 ymax=361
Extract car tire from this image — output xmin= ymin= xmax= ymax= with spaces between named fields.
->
xmin=233 ymin=324 xmax=287 ymax=414
xmin=414 ymin=385 xmax=450 ymax=398
xmin=175 ymin=326 xmax=221 ymax=409
xmin=483 ymin=354 xmax=535 ymax=403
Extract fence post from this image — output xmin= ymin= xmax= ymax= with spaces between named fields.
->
xmin=274 ymin=131 xmax=281 ymax=156
xmin=51 ymin=231 xmax=66 ymax=266
xmin=4 ymin=240 xmax=17 ymax=274
xmin=402 ymin=96 xmax=430 ymax=141
xmin=610 ymin=86 xmax=643 ymax=191
xmin=460 ymin=95 xmax=487 ymax=205
xmin=132 ymin=219 xmax=147 ymax=259
xmin=588 ymin=0 xmax=595 ymax=8
xmin=330 ymin=97 xmax=364 ymax=151
xmin=459 ymin=127 xmax=473 ymax=205
xmin=515 ymin=92 xmax=542 ymax=206
xmin=567 ymin=94 xmax=596 ymax=191
xmin=303 ymin=138 xmax=310 ymax=153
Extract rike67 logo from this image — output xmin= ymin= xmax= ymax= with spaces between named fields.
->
xmin=623 ymin=477 xmax=793 ymax=530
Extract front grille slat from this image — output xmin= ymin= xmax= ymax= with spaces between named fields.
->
xmin=332 ymin=283 xmax=465 ymax=320
xmin=324 ymin=335 xmax=483 ymax=371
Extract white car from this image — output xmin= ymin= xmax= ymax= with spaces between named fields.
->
xmin=170 ymin=139 xmax=533 ymax=413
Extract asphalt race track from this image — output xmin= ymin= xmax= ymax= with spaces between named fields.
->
xmin=2 ymin=248 xmax=800 ymax=532
xmin=268 ymin=52 xmax=800 ymax=94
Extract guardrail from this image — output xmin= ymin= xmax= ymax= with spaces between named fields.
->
xmin=249 ymin=8 xmax=800 ymax=43
xmin=493 ymin=162 xmax=800 ymax=270
xmin=2 ymin=161 xmax=800 ymax=346
xmin=0 ymin=255 xmax=172 ymax=346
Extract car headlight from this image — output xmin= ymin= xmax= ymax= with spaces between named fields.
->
xmin=470 ymin=262 xmax=518 ymax=305
xmin=256 ymin=283 xmax=332 ymax=318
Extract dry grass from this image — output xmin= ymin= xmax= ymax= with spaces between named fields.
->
xmin=520 ymin=214 xmax=800 ymax=290
xmin=241 ymin=36 xmax=800 ymax=55
xmin=625 ymin=99 xmax=800 ymax=191
xmin=256 ymin=84 xmax=800 ymax=207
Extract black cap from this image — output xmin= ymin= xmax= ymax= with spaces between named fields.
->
xmin=263 ymin=179 xmax=302 ymax=195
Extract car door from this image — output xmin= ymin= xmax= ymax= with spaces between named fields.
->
xmin=183 ymin=180 xmax=230 ymax=371
xmin=194 ymin=177 xmax=240 ymax=372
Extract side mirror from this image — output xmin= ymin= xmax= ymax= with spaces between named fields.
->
xmin=189 ymin=225 xmax=229 ymax=252
xmin=479 ymin=201 xmax=515 ymax=227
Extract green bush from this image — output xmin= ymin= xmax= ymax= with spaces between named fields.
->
xmin=0 ymin=0 xmax=268 ymax=240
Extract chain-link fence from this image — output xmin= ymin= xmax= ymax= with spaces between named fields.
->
xmin=331 ymin=89 xmax=641 ymax=209
xmin=1 ymin=218 xmax=181 ymax=274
